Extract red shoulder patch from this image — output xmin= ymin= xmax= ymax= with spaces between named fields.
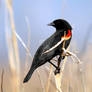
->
xmin=62 ymin=30 xmax=71 ymax=40
xmin=66 ymin=30 xmax=71 ymax=38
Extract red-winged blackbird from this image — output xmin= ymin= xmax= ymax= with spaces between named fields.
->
xmin=23 ymin=19 xmax=72 ymax=83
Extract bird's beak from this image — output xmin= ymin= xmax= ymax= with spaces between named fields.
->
xmin=47 ymin=22 xmax=55 ymax=26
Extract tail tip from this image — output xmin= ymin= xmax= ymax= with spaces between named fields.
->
xmin=23 ymin=78 xmax=28 ymax=83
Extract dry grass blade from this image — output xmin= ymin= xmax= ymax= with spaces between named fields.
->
xmin=14 ymin=31 xmax=32 ymax=58
xmin=5 ymin=0 xmax=20 ymax=92
xmin=6 ymin=0 xmax=20 ymax=74
xmin=37 ymin=70 xmax=45 ymax=92
xmin=45 ymin=64 xmax=53 ymax=92
xmin=25 ymin=16 xmax=31 ymax=68
xmin=44 ymin=66 xmax=59 ymax=91
xmin=1 ymin=69 xmax=4 ymax=92
xmin=55 ymin=57 xmax=67 ymax=92
xmin=61 ymin=48 xmax=82 ymax=64
xmin=66 ymin=51 xmax=81 ymax=64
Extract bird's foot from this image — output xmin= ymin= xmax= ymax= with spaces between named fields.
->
xmin=54 ymin=67 xmax=60 ymax=75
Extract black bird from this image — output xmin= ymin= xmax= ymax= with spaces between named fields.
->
xmin=23 ymin=19 xmax=72 ymax=83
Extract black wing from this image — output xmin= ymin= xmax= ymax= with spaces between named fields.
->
xmin=32 ymin=31 xmax=63 ymax=65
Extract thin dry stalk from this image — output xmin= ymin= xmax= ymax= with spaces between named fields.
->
xmin=6 ymin=0 xmax=20 ymax=68
xmin=54 ymin=47 xmax=81 ymax=92
xmin=14 ymin=31 xmax=32 ymax=57
xmin=24 ymin=16 xmax=32 ymax=75
xmin=25 ymin=16 xmax=31 ymax=51
xmin=55 ymin=57 xmax=67 ymax=92
xmin=45 ymin=64 xmax=53 ymax=92
xmin=1 ymin=69 xmax=4 ymax=92
xmin=37 ymin=70 xmax=45 ymax=92
xmin=25 ymin=16 xmax=31 ymax=65
xmin=5 ymin=0 xmax=20 ymax=92
xmin=77 ymin=64 xmax=86 ymax=92
xmin=45 ymin=66 xmax=58 ymax=90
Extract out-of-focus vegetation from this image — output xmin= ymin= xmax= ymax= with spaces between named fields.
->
xmin=0 ymin=0 xmax=92 ymax=92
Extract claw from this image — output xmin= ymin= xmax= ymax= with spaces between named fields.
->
xmin=54 ymin=67 xmax=60 ymax=75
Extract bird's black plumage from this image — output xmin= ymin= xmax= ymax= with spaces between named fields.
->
xmin=23 ymin=19 xmax=72 ymax=83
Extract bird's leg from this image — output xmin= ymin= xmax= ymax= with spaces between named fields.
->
xmin=48 ymin=60 xmax=61 ymax=75
xmin=48 ymin=61 xmax=58 ymax=69
xmin=54 ymin=56 xmax=62 ymax=75
xmin=57 ymin=56 xmax=62 ymax=68
xmin=48 ymin=56 xmax=64 ymax=75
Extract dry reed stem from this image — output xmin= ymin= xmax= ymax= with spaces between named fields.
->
xmin=6 ymin=33 xmax=20 ymax=92
xmin=77 ymin=64 xmax=86 ymax=92
xmin=6 ymin=0 xmax=20 ymax=69
xmin=14 ymin=31 xmax=32 ymax=58
xmin=1 ymin=69 xmax=4 ymax=92
xmin=37 ymin=70 xmax=45 ymax=92
xmin=5 ymin=0 xmax=20 ymax=92
xmin=6 ymin=33 xmax=16 ymax=71
xmin=45 ymin=64 xmax=53 ymax=92
xmin=55 ymin=57 xmax=67 ymax=92
xmin=45 ymin=66 xmax=59 ymax=90
xmin=54 ymin=47 xmax=81 ymax=92
xmin=25 ymin=16 xmax=31 ymax=69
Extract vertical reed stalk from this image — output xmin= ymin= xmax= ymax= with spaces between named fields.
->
xmin=55 ymin=57 xmax=68 ymax=92
xmin=1 ymin=69 xmax=4 ymax=92
xmin=5 ymin=0 xmax=20 ymax=92
xmin=45 ymin=64 xmax=53 ymax=92
xmin=37 ymin=70 xmax=45 ymax=92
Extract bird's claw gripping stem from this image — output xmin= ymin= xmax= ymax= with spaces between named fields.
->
xmin=54 ymin=67 xmax=60 ymax=75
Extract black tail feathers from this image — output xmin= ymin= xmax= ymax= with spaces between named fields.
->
xmin=23 ymin=67 xmax=35 ymax=83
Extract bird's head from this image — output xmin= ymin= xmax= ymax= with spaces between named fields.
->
xmin=48 ymin=19 xmax=72 ymax=31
